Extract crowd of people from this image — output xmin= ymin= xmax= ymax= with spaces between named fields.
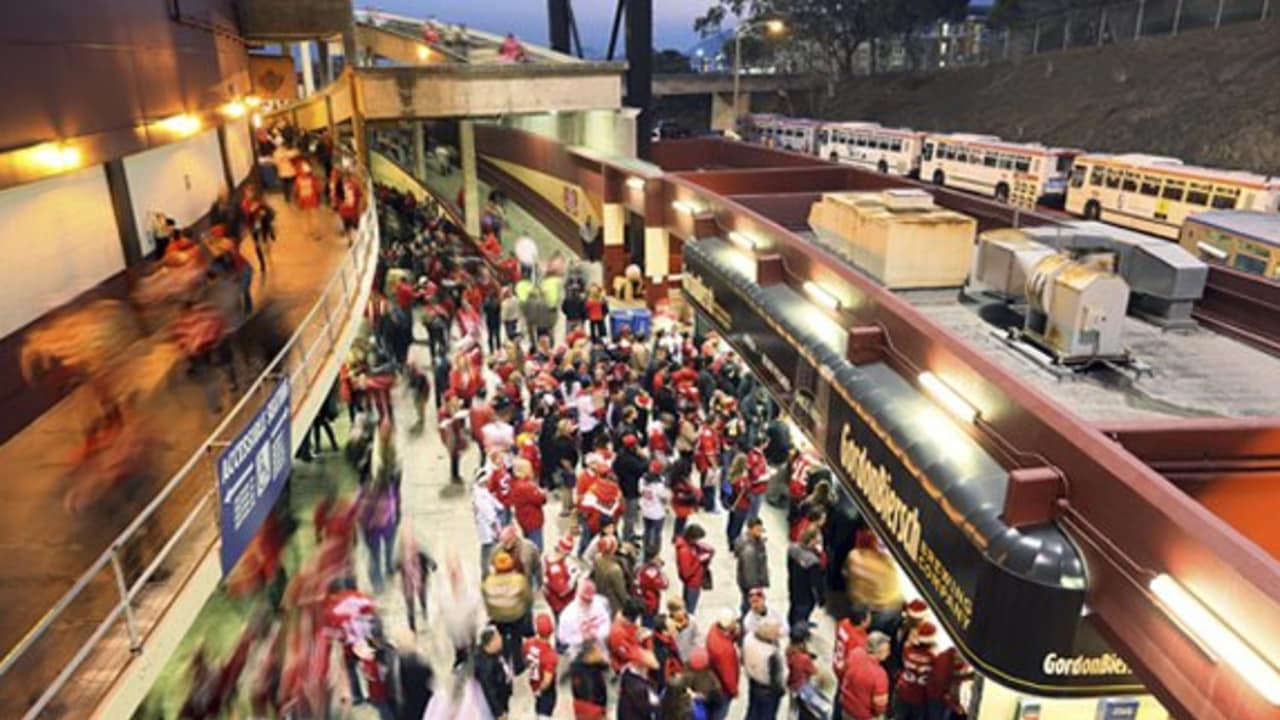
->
xmin=164 ymin=140 xmax=974 ymax=720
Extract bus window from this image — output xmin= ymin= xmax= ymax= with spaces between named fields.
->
xmin=1089 ymin=167 xmax=1104 ymax=186
xmin=923 ymin=143 xmax=934 ymax=161
xmin=985 ymin=154 xmax=998 ymax=168
xmin=1105 ymin=169 xmax=1121 ymax=189
xmin=1056 ymin=156 xmax=1073 ymax=173
xmin=891 ymin=139 xmax=902 ymax=152
xmin=1162 ymin=181 xmax=1185 ymax=201
xmin=1234 ymin=253 xmax=1268 ymax=275
xmin=1070 ymin=166 xmax=1087 ymax=188
xmin=1121 ymin=174 xmax=1138 ymax=192
xmin=1140 ymin=177 xmax=1161 ymax=196
xmin=1014 ymin=157 xmax=1031 ymax=172
xmin=818 ymin=130 xmax=829 ymax=144
xmin=878 ymin=138 xmax=891 ymax=150
xmin=1186 ymin=186 xmax=1210 ymax=206
xmin=1212 ymin=192 xmax=1238 ymax=210
xmin=999 ymin=155 xmax=1013 ymax=170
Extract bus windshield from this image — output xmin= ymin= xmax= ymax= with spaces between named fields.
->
xmin=1056 ymin=155 xmax=1073 ymax=173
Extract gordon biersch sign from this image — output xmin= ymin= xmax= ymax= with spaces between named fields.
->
xmin=217 ymin=378 xmax=292 ymax=574
xmin=682 ymin=239 xmax=1141 ymax=696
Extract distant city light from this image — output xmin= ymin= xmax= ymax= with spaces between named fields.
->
xmin=765 ymin=19 xmax=786 ymax=35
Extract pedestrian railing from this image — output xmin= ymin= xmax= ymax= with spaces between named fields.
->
xmin=0 ymin=147 xmax=380 ymax=719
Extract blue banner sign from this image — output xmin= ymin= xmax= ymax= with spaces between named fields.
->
xmin=218 ymin=379 xmax=292 ymax=574
xmin=1096 ymin=698 xmax=1141 ymax=720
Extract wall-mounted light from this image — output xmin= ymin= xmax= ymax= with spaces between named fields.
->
xmin=154 ymin=113 xmax=202 ymax=136
xmin=25 ymin=142 xmax=81 ymax=171
xmin=728 ymin=231 xmax=757 ymax=251
xmin=243 ymin=95 xmax=263 ymax=109
xmin=417 ymin=45 xmax=431 ymax=61
xmin=802 ymin=280 xmax=840 ymax=312
xmin=251 ymin=112 xmax=263 ymax=129
xmin=220 ymin=100 xmax=247 ymax=118
xmin=918 ymin=371 xmax=978 ymax=424
xmin=1150 ymin=574 xmax=1280 ymax=705
xmin=626 ymin=177 xmax=646 ymax=191
xmin=672 ymin=200 xmax=700 ymax=215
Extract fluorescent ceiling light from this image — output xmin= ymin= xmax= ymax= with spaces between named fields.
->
xmin=802 ymin=280 xmax=840 ymax=311
xmin=1150 ymin=574 xmax=1280 ymax=705
xmin=918 ymin=371 xmax=978 ymax=424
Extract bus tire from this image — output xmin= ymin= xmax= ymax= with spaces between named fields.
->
xmin=995 ymin=183 xmax=1010 ymax=203
xmin=1084 ymin=200 xmax=1101 ymax=220
xmin=878 ymin=160 xmax=889 ymax=174
xmin=932 ymin=170 xmax=945 ymax=186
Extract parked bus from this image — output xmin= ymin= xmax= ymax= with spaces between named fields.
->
xmin=743 ymin=115 xmax=824 ymax=155
xmin=920 ymin=133 xmax=1078 ymax=206
xmin=1065 ymin=153 xmax=1280 ymax=240
xmin=817 ymin=122 xmax=925 ymax=176
xmin=1179 ymin=211 xmax=1280 ymax=279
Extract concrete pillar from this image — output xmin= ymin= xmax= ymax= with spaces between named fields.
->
xmin=710 ymin=92 xmax=750 ymax=133
xmin=412 ymin=121 xmax=427 ymax=180
xmin=460 ymin=119 xmax=480 ymax=238
xmin=644 ymin=226 xmax=669 ymax=282
xmin=317 ymin=40 xmax=332 ymax=85
xmin=299 ymin=41 xmax=316 ymax=97
xmin=602 ymin=202 xmax=626 ymax=282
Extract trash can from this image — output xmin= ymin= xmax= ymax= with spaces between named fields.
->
xmin=629 ymin=308 xmax=652 ymax=338
xmin=609 ymin=309 xmax=634 ymax=338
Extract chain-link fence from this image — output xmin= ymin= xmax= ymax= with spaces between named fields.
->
xmin=888 ymin=0 xmax=1272 ymax=72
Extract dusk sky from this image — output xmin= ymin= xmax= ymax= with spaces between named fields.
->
xmin=374 ymin=0 xmax=727 ymax=53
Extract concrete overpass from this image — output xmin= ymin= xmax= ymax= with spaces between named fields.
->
xmin=654 ymin=72 xmax=823 ymax=131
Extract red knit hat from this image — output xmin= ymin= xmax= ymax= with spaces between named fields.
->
xmin=905 ymin=598 xmax=929 ymax=620
xmin=621 ymin=433 xmax=638 ymax=448
xmin=535 ymin=613 xmax=554 ymax=638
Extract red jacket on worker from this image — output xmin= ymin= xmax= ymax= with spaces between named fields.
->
xmin=511 ymin=476 xmax=547 ymax=533
xmin=705 ymin=622 xmax=741 ymax=698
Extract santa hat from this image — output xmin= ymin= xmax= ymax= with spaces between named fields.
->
xmin=535 ymin=613 xmax=555 ymax=638
xmin=915 ymin=621 xmax=939 ymax=645
xmin=635 ymin=393 xmax=653 ymax=410
xmin=648 ymin=459 xmax=664 ymax=474
xmin=905 ymin=598 xmax=929 ymax=620
xmin=621 ymin=433 xmax=638 ymax=449
xmin=557 ymin=536 xmax=575 ymax=554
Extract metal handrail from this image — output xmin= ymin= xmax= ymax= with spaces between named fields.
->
xmin=0 ymin=147 xmax=379 ymax=718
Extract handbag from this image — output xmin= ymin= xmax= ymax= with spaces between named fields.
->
xmin=701 ymin=566 xmax=713 ymax=591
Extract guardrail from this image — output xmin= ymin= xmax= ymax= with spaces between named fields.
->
xmin=0 ymin=147 xmax=379 ymax=719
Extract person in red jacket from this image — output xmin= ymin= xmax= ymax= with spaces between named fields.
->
xmin=511 ymin=462 xmax=548 ymax=550
xmin=606 ymin=603 xmax=646 ymax=673
xmin=670 ymin=461 xmax=702 ymax=541
xmin=584 ymin=284 xmax=609 ymax=340
xmin=578 ymin=470 xmax=622 ymax=553
xmin=833 ymin=606 xmax=872 ymax=688
xmin=674 ymin=523 xmax=714 ymax=614
xmin=840 ymin=633 xmax=892 ymax=720
xmin=894 ymin=621 xmax=939 ymax=720
xmin=293 ymin=161 xmax=325 ymax=240
xmin=745 ymin=443 xmax=770 ymax=520
xmin=633 ymin=555 xmax=669 ymax=628
xmin=337 ymin=170 xmax=363 ymax=246
xmin=705 ymin=608 xmax=742 ymax=718
xmin=543 ymin=536 xmax=579 ymax=618
xmin=524 ymin=613 xmax=560 ymax=719
xmin=926 ymin=645 xmax=973 ymax=720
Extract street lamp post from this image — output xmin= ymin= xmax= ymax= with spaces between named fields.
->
xmin=732 ymin=18 xmax=785 ymax=132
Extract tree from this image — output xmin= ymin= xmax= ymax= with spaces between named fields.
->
xmin=653 ymin=49 xmax=694 ymax=74
xmin=696 ymin=0 xmax=878 ymax=79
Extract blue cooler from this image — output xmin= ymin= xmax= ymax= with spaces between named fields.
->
xmin=609 ymin=309 xmax=634 ymax=337
xmin=629 ymin=308 xmax=652 ymax=338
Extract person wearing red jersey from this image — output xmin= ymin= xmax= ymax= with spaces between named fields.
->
xmin=745 ymin=443 xmax=770 ymax=520
xmin=524 ymin=613 xmax=561 ymax=719
xmin=926 ymin=645 xmax=973 ymax=720
xmin=786 ymin=624 xmax=823 ymax=720
xmin=894 ymin=622 xmax=939 ymax=720
xmin=606 ymin=602 xmax=648 ymax=673
xmin=337 ymin=170 xmax=363 ymax=246
xmin=669 ymin=459 xmax=702 ymax=541
xmin=705 ymin=608 xmax=742 ymax=719
xmin=840 ymin=632 xmax=892 ymax=720
xmin=833 ymin=606 xmax=872 ymax=685
xmin=542 ymin=536 xmax=579 ymax=618
xmin=511 ymin=462 xmax=548 ymax=550
xmin=578 ymin=469 xmax=622 ymax=553
xmin=584 ymin=284 xmax=609 ymax=340
xmin=292 ymin=160 xmax=325 ymax=240
xmin=674 ymin=523 xmax=714 ymax=614
xmin=484 ymin=451 xmax=514 ymax=525
xmin=633 ymin=554 xmax=669 ymax=628
xmin=694 ymin=422 xmax=722 ymax=511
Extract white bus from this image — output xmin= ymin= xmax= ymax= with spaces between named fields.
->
xmin=743 ymin=115 xmax=824 ymax=155
xmin=920 ymin=133 xmax=1078 ymax=206
xmin=817 ymin=122 xmax=924 ymax=176
xmin=1065 ymin=153 xmax=1280 ymax=240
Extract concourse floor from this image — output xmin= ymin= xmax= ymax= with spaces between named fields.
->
xmin=142 ymin=339 xmax=841 ymax=720
xmin=0 ymin=198 xmax=351 ymax=687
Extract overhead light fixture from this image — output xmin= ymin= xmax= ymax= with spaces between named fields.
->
xmin=220 ymin=100 xmax=246 ymax=118
xmin=728 ymin=231 xmax=757 ymax=251
xmin=243 ymin=95 xmax=263 ymax=109
xmin=802 ymin=280 xmax=840 ymax=312
xmin=417 ymin=45 xmax=430 ymax=61
xmin=1150 ymin=574 xmax=1280 ymax=705
xmin=26 ymin=142 xmax=81 ymax=171
xmin=672 ymin=200 xmax=700 ymax=215
xmin=918 ymin=371 xmax=978 ymax=424
xmin=154 ymin=113 xmax=201 ymax=136
xmin=626 ymin=177 xmax=646 ymax=191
